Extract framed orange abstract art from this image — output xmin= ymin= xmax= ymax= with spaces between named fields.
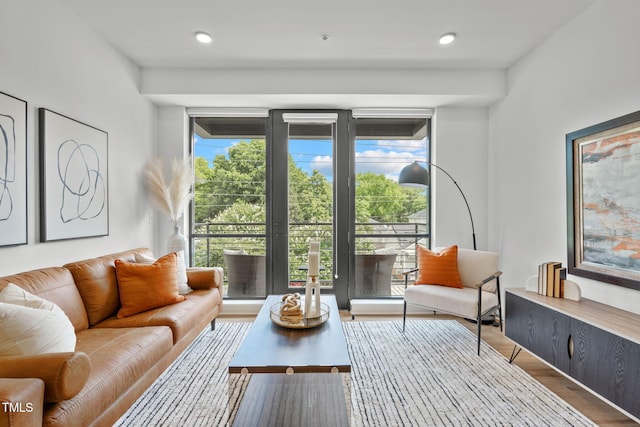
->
xmin=567 ymin=110 xmax=640 ymax=290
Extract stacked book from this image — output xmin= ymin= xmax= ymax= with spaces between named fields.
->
xmin=537 ymin=261 xmax=567 ymax=298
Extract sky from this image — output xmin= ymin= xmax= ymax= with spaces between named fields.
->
xmin=194 ymin=134 xmax=428 ymax=181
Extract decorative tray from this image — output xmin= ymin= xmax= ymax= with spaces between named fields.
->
xmin=269 ymin=302 xmax=330 ymax=329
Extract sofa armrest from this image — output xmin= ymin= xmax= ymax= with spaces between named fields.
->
xmin=187 ymin=267 xmax=223 ymax=291
xmin=0 ymin=378 xmax=44 ymax=427
xmin=0 ymin=352 xmax=90 ymax=403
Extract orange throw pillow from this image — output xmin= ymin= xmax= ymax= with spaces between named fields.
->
xmin=415 ymin=245 xmax=463 ymax=288
xmin=115 ymin=252 xmax=185 ymax=318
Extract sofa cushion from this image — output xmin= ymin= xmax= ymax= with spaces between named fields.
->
xmin=0 ymin=284 xmax=76 ymax=356
xmin=404 ymin=285 xmax=499 ymax=319
xmin=45 ymin=326 xmax=173 ymax=427
xmin=95 ymin=289 xmax=219 ymax=344
xmin=457 ymin=248 xmax=500 ymax=292
xmin=115 ymin=253 xmax=185 ymax=318
xmin=64 ymin=248 xmax=153 ymax=326
xmin=415 ymin=245 xmax=463 ymax=288
xmin=0 ymin=268 xmax=89 ymax=332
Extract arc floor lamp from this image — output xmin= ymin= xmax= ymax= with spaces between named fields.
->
xmin=398 ymin=161 xmax=477 ymax=250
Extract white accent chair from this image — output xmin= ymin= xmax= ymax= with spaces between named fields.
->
xmin=402 ymin=248 xmax=502 ymax=355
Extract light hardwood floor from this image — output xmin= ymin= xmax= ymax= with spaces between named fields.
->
xmin=219 ymin=311 xmax=639 ymax=426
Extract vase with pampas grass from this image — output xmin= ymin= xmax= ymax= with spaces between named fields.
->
xmin=144 ymin=157 xmax=193 ymax=294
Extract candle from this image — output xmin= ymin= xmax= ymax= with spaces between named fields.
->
xmin=309 ymin=241 xmax=320 ymax=253
xmin=308 ymin=251 xmax=319 ymax=276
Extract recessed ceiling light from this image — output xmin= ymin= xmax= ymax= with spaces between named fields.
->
xmin=195 ymin=31 xmax=213 ymax=44
xmin=439 ymin=32 xmax=456 ymax=45
xmin=321 ymin=34 xmax=330 ymax=41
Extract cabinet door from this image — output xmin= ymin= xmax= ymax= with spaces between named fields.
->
xmin=570 ymin=320 xmax=640 ymax=418
xmin=505 ymin=292 xmax=571 ymax=373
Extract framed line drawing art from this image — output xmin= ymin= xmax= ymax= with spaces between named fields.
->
xmin=0 ymin=92 xmax=28 ymax=247
xmin=39 ymin=108 xmax=109 ymax=241
xmin=566 ymin=109 xmax=640 ymax=290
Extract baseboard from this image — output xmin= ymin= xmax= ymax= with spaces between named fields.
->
xmin=220 ymin=300 xmax=264 ymax=316
xmin=349 ymin=299 xmax=437 ymax=316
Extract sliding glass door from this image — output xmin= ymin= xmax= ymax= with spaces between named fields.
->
xmin=269 ymin=110 xmax=351 ymax=307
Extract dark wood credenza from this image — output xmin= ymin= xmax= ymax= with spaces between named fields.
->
xmin=505 ymin=288 xmax=640 ymax=421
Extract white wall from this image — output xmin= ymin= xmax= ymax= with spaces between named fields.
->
xmin=142 ymin=68 xmax=505 ymax=109
xmin=489 ymin=0 xmax=640 ymax=313
xmin=432 ymin=107 xmax=489 ymax=251
xmin=0 ymin=0 xmax=156 ymax=276
xmin=154 ymin=107 xmax=190 ymax=257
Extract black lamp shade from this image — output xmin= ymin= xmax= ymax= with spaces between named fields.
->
xmin=398 ymin=162 xmax=429 ymax=187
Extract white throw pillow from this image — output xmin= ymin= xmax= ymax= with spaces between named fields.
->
xmin=135 ymin=252 xmax=192 ymax=295
xmin=0 ymin=283 xmax=76 ymax=356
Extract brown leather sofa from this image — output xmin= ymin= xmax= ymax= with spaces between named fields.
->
xmin=0 ymin=248 xmax=224 ymax=427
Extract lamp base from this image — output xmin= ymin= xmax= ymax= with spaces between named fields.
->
xmin=464 ymin=314 xmax=499 ymax=326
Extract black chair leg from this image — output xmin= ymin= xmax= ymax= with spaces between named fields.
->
xmin=477 ymin=314 xmax=481 ymax=355
xmin=402 ymin=301 xmax=407 ymax=332
xmin=211 ymin=319 xmax=216 ymax=330
xmin=477 ymin=287 xmax=482 ymax=355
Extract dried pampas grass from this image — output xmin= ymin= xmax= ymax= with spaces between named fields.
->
xmin=144 ymin=157 xmax=193 ymax=226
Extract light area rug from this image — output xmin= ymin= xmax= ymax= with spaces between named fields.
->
xmin=115 ymin=320 xmax=596 ymax=427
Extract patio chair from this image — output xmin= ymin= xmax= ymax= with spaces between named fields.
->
xmin=223 ymin=252 xmax=266 ymax=297
xmin=355 ymin=253 xmax=397 ymax=296
xmin=402 ymin=245 xmax=502 ymax=355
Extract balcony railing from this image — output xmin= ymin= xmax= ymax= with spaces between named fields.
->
xmin=191 ymin=221 xmax=428 ymax=298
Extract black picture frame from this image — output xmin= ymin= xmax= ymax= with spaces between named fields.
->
xmin=0 ymin=91 xmax=28 ymax=247
xmin=566 ymin=109 xmax=640 ymax=290
xmin=39 ymin=108 xmax=109 ymax=241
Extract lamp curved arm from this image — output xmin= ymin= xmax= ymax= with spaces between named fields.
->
xmin=400 ymin=161 xmax=477 ymax=250
xmin=427 ymin=163 xmax=477 ymax=250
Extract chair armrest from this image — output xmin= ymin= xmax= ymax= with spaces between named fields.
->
xmin=401 ymin=268 xmax=419 ymax=289
xmin=401 ymin=268 xmax=419 ymax=277
xmin=0 ymin=352 xmax=90 ymax=403
xmin=477 ymin=271 xmax=503 ymax=289
xmin=0 ymin=378 xmax=44 ymax=427
xmin=187 ymin=267 xmax=223 ymax=290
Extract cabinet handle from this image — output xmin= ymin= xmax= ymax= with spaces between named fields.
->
xmin=567 ymin=334 xmax=573 ymax=359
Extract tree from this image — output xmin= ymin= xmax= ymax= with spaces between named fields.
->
xmin=193 ymin=141 xmax=427 ymax=274
xmin=194 ymin=139 xmax=266 ymax=224
xmin=193 ymin=157 xmax=216 ymax=223
xmin=355 ymin=172 xmax=426 ymax=222
xmin=289 ymin=167 xmax=332 ymax=223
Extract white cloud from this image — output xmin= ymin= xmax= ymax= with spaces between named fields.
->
xmin=310 ymin=155 xmax=333 ymax=175
xmin=309 ymin=150 xmax=425 ymax=177
xmin=368 ymin=138 xmax=427 ymax=153
xmin=355 ymin=150 xmax=425 ymax=176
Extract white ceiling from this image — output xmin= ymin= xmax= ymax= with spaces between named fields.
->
xmin=57 ymin=0 xmax=596 ymax=107
xmin=58 ymin=0 xmax=595 ymax=69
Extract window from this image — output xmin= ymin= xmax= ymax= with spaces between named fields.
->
xmin=190 ymin=111 xmax=431 ymax=306
xmin=191 ymin=116 xmax=267 ymax=298
xmin=353 ymin=117 xmax=429 ymax=298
